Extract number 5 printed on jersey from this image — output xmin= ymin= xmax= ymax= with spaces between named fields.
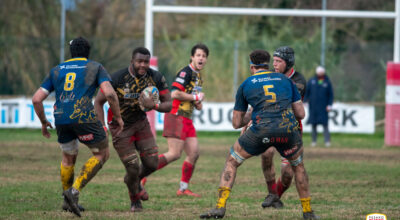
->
xmin=64 ymin=72 xmax=76 ymax=91
xmin=263 ymin=85 xmax=276 ymax=103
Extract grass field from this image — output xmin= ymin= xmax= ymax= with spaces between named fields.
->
xmin=0 ymin=129 xmax=399 ymax=220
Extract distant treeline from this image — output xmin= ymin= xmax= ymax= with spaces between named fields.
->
xmin=0 ymin=0 xmax=395 ymax=103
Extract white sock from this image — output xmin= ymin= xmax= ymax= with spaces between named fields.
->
xmin=179 ymin=181 xmax=188 ymax=191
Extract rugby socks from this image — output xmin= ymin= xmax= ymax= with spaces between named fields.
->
xmin=157 ymin=154 xmax=168 ymax=170
xmin=300 ymin=197 xmax=312 ymax=213
xmin=179 ymin=161 xmax=194 ymax=191
xmin=267 ymin=179 xmax=278 ymax=195
xmin=60 ymin=163 xmax=74 ymax=191
xmin=216 ymin=187 xmax=231 ymax=208
xmin=276 ymin=178 xmax=289 ymax=198
xmin=72 ymin=156 xmax=103 ymax=191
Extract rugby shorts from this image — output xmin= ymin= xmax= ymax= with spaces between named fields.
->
xmin=238 ymin=127 xmax=302 ymax=159
xmin=109 ymin=118 xmax=157 ymax=158
xmin=163 ymin=113 xmax=196 ymax=140
xmin=56 ymin=120 xmax=107 ymax=150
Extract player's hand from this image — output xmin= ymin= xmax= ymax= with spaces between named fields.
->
xmin=41 ymin=120 xmax=53 ymax=138
xmin=240 ymin=121 xmax=252 ymax=135
xmin=194 ymin=101 xmax=203 ymax=110
xmin=112 ymin=117 xmax=124 ymax=136
xmin=193 ymin=92 xmax=205 ymax=102
xmin=326 ymin=105 xmax=332 ymax=112
xmin=139 ymin=92 xmax=156 ymax=109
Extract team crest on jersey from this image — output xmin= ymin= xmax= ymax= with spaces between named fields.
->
xmin=70 ymin=96 xmax=97 ymax=123
xmin=179 ymin=71 xmax=186 ymax=77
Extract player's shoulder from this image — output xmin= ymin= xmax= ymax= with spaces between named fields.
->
xmin=293 ymin=71 xmax=306 ymax=82
xmin=111 ymin=67 xmax=129 ymax=82
xmin=148 ymin=68 xmax=164 ymax=78
xmin=176 ymin=65 xmax=193 ymax=77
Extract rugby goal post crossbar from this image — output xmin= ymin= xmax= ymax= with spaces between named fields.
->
xmin=145 ymin=0 xmax=400 ymax=62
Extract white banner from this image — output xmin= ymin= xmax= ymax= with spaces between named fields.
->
xmin=386 ymin=85 xmax=400 ymax=104
xmin=155 ymin=102 xmax=375 ymax=134
xmin=0 ymin=98 xmax=374 ymax=134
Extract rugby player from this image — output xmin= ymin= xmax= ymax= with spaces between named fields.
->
xmin=259 ymin=46 xmax=307 ymax=209
xmin=94 ymin=47 xmax=172 ymax=212
xmin=200 ymin=49 xmax=319 ymax=219
xmin=143 ymin=43 xmax=208 ymax=197
xmin=32 ymin=37 xmax=124 ymax=217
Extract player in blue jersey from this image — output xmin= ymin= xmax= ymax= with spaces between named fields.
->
xmin=200 ymin=49 xmax=319 ymax=220
xmin=32 ymin=37 xmax=124 ymax=217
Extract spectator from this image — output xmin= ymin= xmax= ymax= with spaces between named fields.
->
xmin=304 ymin=66 xmax=334 ymax=147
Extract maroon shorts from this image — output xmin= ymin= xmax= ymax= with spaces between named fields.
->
xmin=109 ymin=118 xmax=157 ymax=159
xmin=163 ymin=113 xmax=196 ymax=140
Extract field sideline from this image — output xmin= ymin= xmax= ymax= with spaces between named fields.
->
xmin=0 ymin=129 xmax=399 ymax=219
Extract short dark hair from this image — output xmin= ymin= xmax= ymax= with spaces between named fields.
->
xmin=70 ymin=37 xmax=91 ymax=58
xmin=249 ymin=49 xmax=270 ymax=69
xmin=132 ymin=47 xmax=151 ymax=59
xmin=191 ymin=43 xmax=209 ymax=57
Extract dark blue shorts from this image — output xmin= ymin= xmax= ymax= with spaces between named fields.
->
xmin=56 ymin=120 xmax=107 ymax=147
xmin=238 ymin=127 xmax=302 ymax=159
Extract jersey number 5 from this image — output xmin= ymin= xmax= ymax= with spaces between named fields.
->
xmin=263 ymin=85 xmax=276 ymax=103
xmin=64 ymin=72 xmax=76 ymax=91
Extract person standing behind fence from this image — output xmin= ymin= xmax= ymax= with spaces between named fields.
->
xmin=303 ymin=66 xmax=334 ymax=147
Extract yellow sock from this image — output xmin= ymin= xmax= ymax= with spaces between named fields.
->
xmin=60 ymin=163 xmax=74 ymax=191
xmin=300 ymin=197 xmax=312 ymax=213
xmin=216 ymin=187 xmax=231 ymax=208
xmin=72 ymin=156 xmax=102 ymax=191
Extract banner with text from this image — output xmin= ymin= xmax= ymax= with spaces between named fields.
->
xmin=0 ymin=98 xmax=374 ymax=134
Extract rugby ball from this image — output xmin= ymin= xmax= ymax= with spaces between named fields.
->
xmin=139 ymin=86 xmax=160 ymax=112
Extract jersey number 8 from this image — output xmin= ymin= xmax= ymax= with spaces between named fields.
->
xmin=263 ymin=85 xmax=276 ymax=103
xmin=64 ymin=72 xmax=76 ymax=91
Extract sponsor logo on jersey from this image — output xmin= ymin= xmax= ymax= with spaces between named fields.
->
xmin=78 ymin=133 xmax=94 ymax=141
xmin=176 ymin=78 xmax=185 ymax=84
xmin=179 ymin=71 xmax=186 ymax=77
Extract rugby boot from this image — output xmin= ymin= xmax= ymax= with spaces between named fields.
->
xmin=199 ymin=207 xmax=226 ymax=219
xmin=303 ymin=211 xmax=321 ymax=220
xmin=138 ymin=183 xmax=149 ymax=201
xmin=62 ymin=198 xmax=85 ymax=212
xmin=139 ymin=177 xmax=148 ymax=200
xmin=176 ymin=189 xmax=201 ymax=197
xmin=261 ymin=193 xmax=283 ymax=208
xmin=63 ymin=187 xmax=81 ymax=217
xmin=130 ymin=200 xmax=143 ymax=212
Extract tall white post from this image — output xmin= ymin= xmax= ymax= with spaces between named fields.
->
xmin=60 ymin=0 xmax=66 ymax=63
xmin=145 ymin=0 xmax=154 ymax=55
xmin=395 ymin=0 xmax=400 ymax=62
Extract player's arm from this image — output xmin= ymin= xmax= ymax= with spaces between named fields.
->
xmin=171 ymin=90 xmax=204 ymax=102
xmin=32 ymin=88 xmax=53 ymax=138
xmin=232 ymin=110 xmax=250 ymax=129
xmin=99 ymin=81 xmax=124 ymax=135
xmin=157 ymin=89 xmax=172 ymax=112
xmin=94 ymin=89 xmax=107 ymax=126
xmin=292 ymin=101 xmax=305 ymax=120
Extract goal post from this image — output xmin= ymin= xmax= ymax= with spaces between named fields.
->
xmin=145 ymin=0 xmax=400 ymax=62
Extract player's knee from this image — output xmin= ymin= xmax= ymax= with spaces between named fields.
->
xmin=60 ymin=139 xmax=79 ymax=156
xmin=169 ymin=152 xmax=182 ymax=162
xmin=288 ymin=152 xmax=303 ymax=167
xmin=123 ymin=154 xmax=140 ymax=178
xmin=229 ymin=146 xmax=244 ymax=166
xmin=142 ymin=155 xmax=158 ymax=172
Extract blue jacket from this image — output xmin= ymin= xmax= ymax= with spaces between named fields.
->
xmin=304 ymin=75 xmax=334 ymax=125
